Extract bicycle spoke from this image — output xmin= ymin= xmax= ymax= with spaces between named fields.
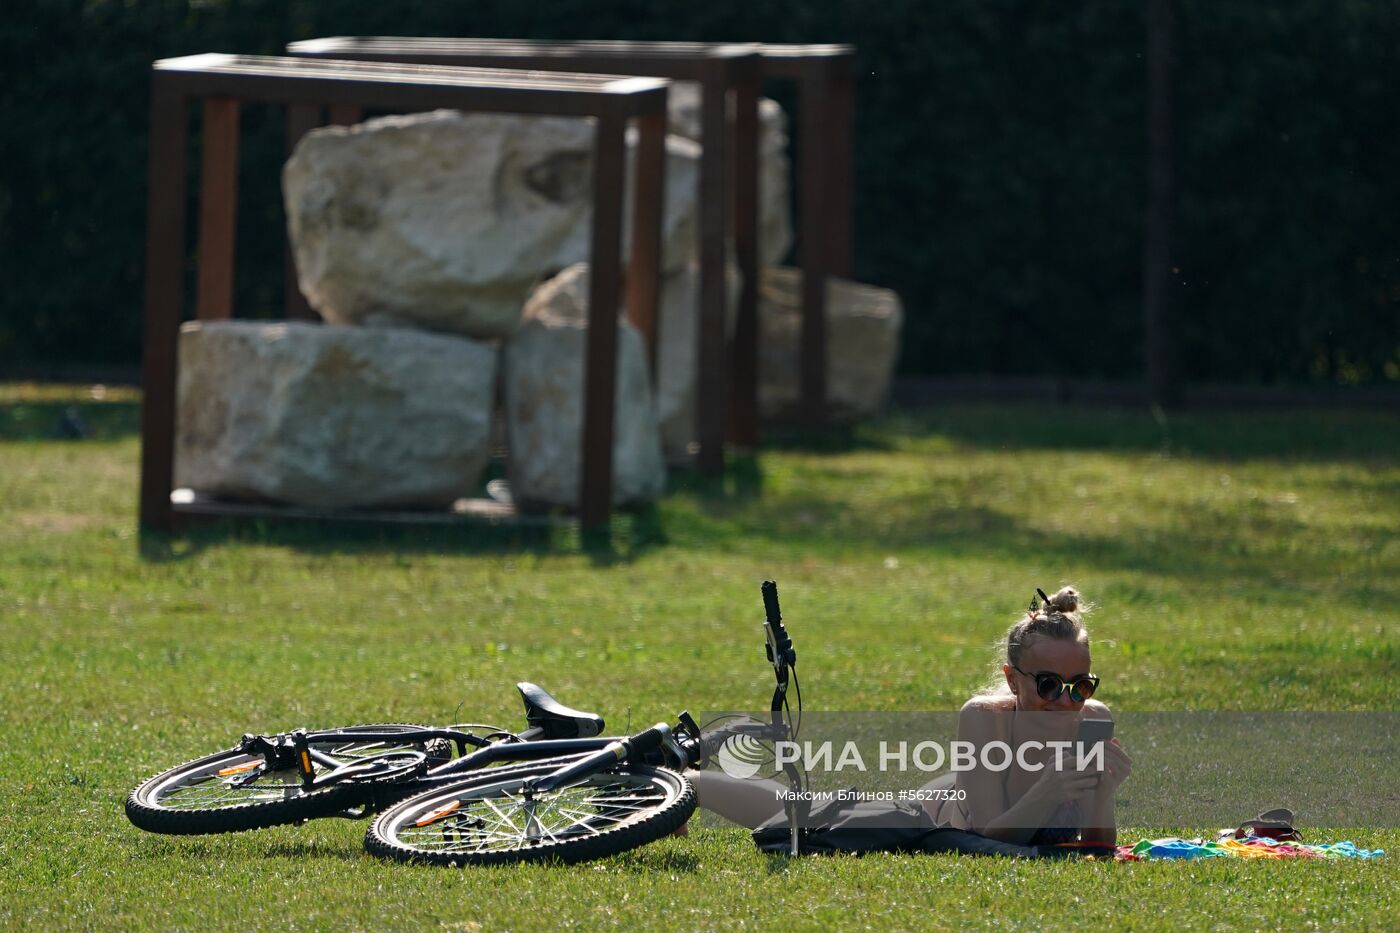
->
xmin=480 ymin=794 xmax=523 ymax=836
xmin=373 ymin=767 xmax=691 ymax=863
xmin=158 ymin=771 xmax=303 ymax=809
xmin=530 ymin=794 xmax=588 ymax=831
xmin=552 ymin=807 xmax=613 ymax=831
xmin=570 ymin=798 xmax=658 ymax=812
xmin=146 ymin=730 xmax=427 ymax=813
xmin=397 ymin=773 xmax=652 ymax=846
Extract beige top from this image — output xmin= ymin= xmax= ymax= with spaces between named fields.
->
xmin=922 ymin=693 xmax=1108 ymax=838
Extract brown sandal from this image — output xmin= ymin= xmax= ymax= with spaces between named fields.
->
xmin=1214 ymin=807 xmax=1302 ymax=842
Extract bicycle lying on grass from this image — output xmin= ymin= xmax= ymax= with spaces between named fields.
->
xmin=127 ymin=582 xmax=804 ymax=864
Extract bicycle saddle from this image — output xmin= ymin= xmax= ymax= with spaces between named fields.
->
xmin=516 ymin=682 xmax=605 ymax=739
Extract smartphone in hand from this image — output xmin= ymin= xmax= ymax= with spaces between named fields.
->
xmin=1077 ymin=717 xmax=1114 ymax=748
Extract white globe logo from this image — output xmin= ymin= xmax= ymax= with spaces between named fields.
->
xmin=715 ymin=733 xmax=768 ymax=779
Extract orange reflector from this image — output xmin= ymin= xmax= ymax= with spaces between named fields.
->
xmin=300 ymin=751 xmax=313 ymax=773
xmin=217 ymin=762 xmax=260 ymax=776
xmin=415 ymin=801 xmax=461 ymax=827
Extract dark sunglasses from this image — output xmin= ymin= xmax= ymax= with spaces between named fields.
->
xmin=1012 ymin=665 xmax=1100 ymax=702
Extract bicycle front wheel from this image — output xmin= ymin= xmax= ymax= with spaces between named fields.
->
xmin=365 ymin=762 xmax=695 ymax=866
xmin=126 ymin=723 xmax=439 ymax=835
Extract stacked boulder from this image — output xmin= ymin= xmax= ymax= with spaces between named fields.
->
xmin=755 ymin=267 xmax=904 ymax=421
xmin=176 ymin=93 xmax=903 ymax=512
xmin=177 ymin=109 xmax=695 ymax=511
xmin=524 ymin=81 xmax=904 ymax=460
xmin=504 ymin=264 xmax=665 ymax=509
xmin=282 ymin=110 xmax=701 ymax=337
xmin=175 ymin=321 xmax=495 ymax=509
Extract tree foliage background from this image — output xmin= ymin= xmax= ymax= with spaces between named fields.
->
xmin=2 ymin=0 xmax=1398 ymax=385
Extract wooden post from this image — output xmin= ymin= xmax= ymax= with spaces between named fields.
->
xmin=580 ymin=113 xmax=628 ymax=531
xmin=328 ymin=103 xmax=363 ymax=126
xmin=139 ymin=84 xmax=189 ymax=532
xmin=695 ymin=61 xmax=730 ymax=473
xmin=626 ymin=109 xmax=666 ymax=378
xmin=729 ymin=73 xmax=762 ymax=450
xmin=827 ymin=62 xmax=855 ymax=280
xmin=797 ymin=59 xmax=833 ymax=425
xmin=195 ymin=98 xmax=240 ymax=321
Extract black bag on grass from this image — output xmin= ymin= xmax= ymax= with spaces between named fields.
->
xmin=751 ymin=797 xmax=1111 ymax=859
xmin=751 ymin=798 xmax=941 ymax=855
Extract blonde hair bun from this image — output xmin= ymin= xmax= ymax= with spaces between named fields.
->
xmin=980 ymin=583 xmax=1095 ymax=697
xmin=1044 ymin=586 xmax=1082 ymax=615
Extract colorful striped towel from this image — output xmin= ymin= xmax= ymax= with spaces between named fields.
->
xmin=1116 ymin=834 xmax=1384 ymax=861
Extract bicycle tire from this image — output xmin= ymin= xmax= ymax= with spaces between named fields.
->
xmin=365 ymin=762 xmax=696 ymax=866
xmin=126 ymin=723 xmax=439 ymax=835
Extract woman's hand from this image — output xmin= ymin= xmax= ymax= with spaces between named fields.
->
xmin=1025 ymin=748 xmax=1103 ymax=809
xmin=1096 ymin=738 xmax=1132 ymax=795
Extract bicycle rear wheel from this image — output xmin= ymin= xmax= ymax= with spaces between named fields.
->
xmin=126 ymin=723 xmax=438 ymax=835
xmin=365 ymin=762 xmax=695 ymax=866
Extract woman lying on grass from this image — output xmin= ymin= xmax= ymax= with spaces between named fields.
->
xmin=690 ymin=586 xmax=1133 ymax=848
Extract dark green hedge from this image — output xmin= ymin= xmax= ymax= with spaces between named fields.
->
xmin=3 ymin=0 xmax=1398 ymax=384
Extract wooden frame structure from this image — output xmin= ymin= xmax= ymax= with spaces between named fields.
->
xmin=286 ymin=38 xmax=856 ymax=457
xmin=757 ymin=44 xmax=857 ymax=425
xmin=139 ymin=53 xmax=669 ymax=533
xmin=288 ymin=39 xmax=758 ymax=471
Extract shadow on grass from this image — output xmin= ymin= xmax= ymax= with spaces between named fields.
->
xmin=255 ymin=840 xmax=370 ymax=864
xmin=888 ymin=404 xmax=1400 ymax=462
xmin=664 ymin=484 xmax=1394 ymax=611
xmin=650 ymin=406 xmax=1399 ymax=608
xmin=0 ymin=398 xmax=140 ymax=441
xmin=131 ymin=836 xmax=365 ymax=864
xmin=110 ymin=401 xmax=1397 ymax=579
xmin=758 ymin=421 xmax=895 ymax=455
xmin=666 ymin=453 xmax=767 ymax=502
xmin=5 ymin=398 xmax=1394 ymax=465
xmin=139 ymin=503 xmax=669 ymax=568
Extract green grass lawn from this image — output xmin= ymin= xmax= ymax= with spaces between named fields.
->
xmin=1 ymin=384 xmax=1396 ymax=929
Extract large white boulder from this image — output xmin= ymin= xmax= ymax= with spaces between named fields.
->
xmin=758 ymin=267 xmax=904 ymax=419
xmin=503 ymin=265 xmax=665 ymax=510
xmin=283 ymin=110 xmax=700 ymax=339
xmin=515 ymin=262 xmax=737 ymax=464
xmin=176 ymin=321 xmax=497 ymax=509
xmin=666 ymin=82 xmax=793 ymax=266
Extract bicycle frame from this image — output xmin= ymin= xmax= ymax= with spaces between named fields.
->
xmin=243 ymin=725 xmax=644 ymax=793
xmin=210 ymin=580 xmax=805 ymax=853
